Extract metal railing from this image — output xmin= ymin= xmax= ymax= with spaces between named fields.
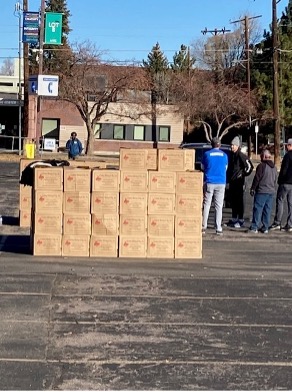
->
xmin=0 ymin=135 xmax=61 ymax=154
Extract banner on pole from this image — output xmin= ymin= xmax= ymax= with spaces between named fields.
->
xmin=44 ymin=12 xmax=63 ymax=45
xmin=22 ymin=12 xmax=39 ymax=44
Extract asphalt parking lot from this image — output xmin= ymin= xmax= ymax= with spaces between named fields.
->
xmin=0 ymin=161 xmax=291 ymax=390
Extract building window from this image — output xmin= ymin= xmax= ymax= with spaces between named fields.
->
xmin=159 ymin=126 xmax=170 ymax=142
xmin=113 ymin=124 xmax=125 ymax=140
xmin=133 ymin=125 xmax=145 ymax=141
xmin=94 ymin=123 xmax=101 ymax=139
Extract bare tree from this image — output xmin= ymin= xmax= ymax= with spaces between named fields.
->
xmin=58 ymin=41 xmax=150 ymax=154
xmin=0 ymin=58 xmax=14 ymax=76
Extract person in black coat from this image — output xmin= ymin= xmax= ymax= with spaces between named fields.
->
xmin=227 ymin=136 xmax=254 ymax=228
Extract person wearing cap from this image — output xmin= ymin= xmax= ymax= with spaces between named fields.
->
xmin=270 ymin=138 xmax=292 ymax=231
xmin=249 ymin=150 xmax=278 ymax=233
xmin=201 ymin=137 xmax=228 ymax=235
xmin=66 ymin=132 xmax=83 ymax=160
xmin=227 ymin=136 xmax=254 ymax=228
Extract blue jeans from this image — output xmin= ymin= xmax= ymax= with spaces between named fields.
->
xmin=202 ymin=183 xmax=225 ymax=231
xmin=250 ymin=193 xmax=274 ymax=231
xmin=274 ymin=184 xmax=292 ymax=227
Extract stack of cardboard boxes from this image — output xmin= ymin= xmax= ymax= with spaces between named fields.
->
xmin=24 ymin=148 xmax=203 ymax=258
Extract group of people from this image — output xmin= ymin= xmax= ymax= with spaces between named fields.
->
xmin=201 ymin=136 xmax=292 ymax=235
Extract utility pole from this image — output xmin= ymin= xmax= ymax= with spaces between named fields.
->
xmin=272 ymin=0 xmax=281 ymax=167
xmin=23 ymin=0 xmax=29 ymax=139
xmin=202 ymin=27 xmax=231 ymax=84
xmin=231 ymin=15 xmax=261 ymax=158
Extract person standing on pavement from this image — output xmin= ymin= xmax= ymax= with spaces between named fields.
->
xmin=201 ymin=137 xmax=228 ymax=235
xmin=270 ymin=138 xmax=292 ymax=231
xmin=227 ymin=136 xmax=254 ymax=228
xmin=249 ymin=150 xmax=278 ymax=233
xmin=66 ymin=132 xmax=83 ymax=160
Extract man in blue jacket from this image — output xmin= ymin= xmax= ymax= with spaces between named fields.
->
xmin=201 ymin=137 xmax=228 ymax=235
xmin=66 ymin=132 xmax=83 ymax=160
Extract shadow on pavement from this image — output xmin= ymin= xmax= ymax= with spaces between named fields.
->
xmin=0 ymin=235 xmax=30 ymax=254
xmin=2 ymin=216 xmax=19 ymax=226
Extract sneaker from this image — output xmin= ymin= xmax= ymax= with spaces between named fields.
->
xmin=282 ymin=225 xmax=292 ymax=232
xmin=216 ymin=230 xmax=223 ymax=236
xmin=233 ymin=222 xmax=241 ymax=228
xmin=238 ymin=219 xmax=245 ymax=227
xmin=202 ymin=228 xmax=206 ymax=235
xmin=270 ymin=223 xmax=281 ymax=230
xmin=262 ymin=229 xmax=269 ymax=234
xmin=249 ymin=228 xmax=258 ymax=233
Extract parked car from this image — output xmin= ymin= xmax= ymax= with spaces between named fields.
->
xmin=180 ymin=142 xmax=232 ymax=207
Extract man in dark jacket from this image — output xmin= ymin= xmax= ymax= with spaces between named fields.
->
xmin=66 ymin=132 xmax=83 ymax=160
xmin=249 ymin=150 xmax=278 ymax=233
xmin=270 ymin=138 xmax=292 ymax=231
xmin=227 ymin=136 xmax=254 ymax=228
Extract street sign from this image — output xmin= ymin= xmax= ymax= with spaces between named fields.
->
xmin=29 ymin=75 xmax=59 ymax=97
xmin=44 ymin=12 xmax=63 ymax=45
xmin=22 ymin=12 xmax=39 ymax=44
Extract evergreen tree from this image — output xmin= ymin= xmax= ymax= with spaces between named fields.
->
xmin=171 ymin=44 xmax=195 ymax=72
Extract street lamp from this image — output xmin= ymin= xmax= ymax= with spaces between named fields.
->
xmin=14 ymin=1 xmax=23 ymax=156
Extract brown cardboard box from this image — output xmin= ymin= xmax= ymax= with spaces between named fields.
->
xmin=120 ymin=148 xmax=148 ymax=170
xmin=175 ymin=237 xmax=202 ymax=259
xmin=90 ymin=236 xmax=118 ymax=257
xmin=147 ymin=237 xmax=174 ymax=258
xmin=63 ymin=192 xmax=91 ymax=213
xmin=175 ymin=215 xmax=202 ymax=236
xmin=119 ymin=236 xmax=147 ymax=258
xmin=20 ymin=158 xmax=35 ymax=175
xmin=63 ymin=167 xmax=91 ymax=192
xmin=146 ymin=149 xmax=158 ymax=170
xmin=92 ymin=214 xmax=119 ymax=235
xmin=91 ymin=192 xmax=119 ymax=214
xmin=175 ymin=194 xmax=202 ymax=215
xmin=62 ymin=235 xmax=90 ymax=257
xmin=33 ymin=190 xmax=63 ymax=212
xmin=148 ymin=215 xmax=175 ymax=237
xmin=120 ymin=170 xmax=148 ymax=192
xmin=176 ymin=171 xmax=203 ymax=194
xmin=148 ymin=171 xmax=176 ymax=193
xmin=69 ymin=160 xmax=108 ymax=169
xmin=32 ymin=234 xmax=62 ymax=256
xmin=34 ymin=167 xmax=63 ymax=190
xmin=19 ymin=185 xmax=32 ymax=210
xmin=33 ymin=212 xmax=62 ymax=234
xmin=120 ymin=215 xmax=147 ymax=236
xmin=19 ymin=210 xmax=31 ymax=227
xmin=119 ymin=192 xmax=148 ymax=215
xmin=63 ymin=213 xmax=91 ymax=235
xmin=148 ymin=193 xmax=175 ymax=215
xmin=92 ymin=169 xmax=120 ymax=192
xmin=158 ymin=149 xmax=195 ymax=172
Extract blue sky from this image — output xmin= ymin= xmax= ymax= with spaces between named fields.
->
xmin=0 ymin=0 xmax=288 ymax=65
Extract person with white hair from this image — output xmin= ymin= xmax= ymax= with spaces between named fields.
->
xmin=249 ymin=149 xmax=278 ymax=233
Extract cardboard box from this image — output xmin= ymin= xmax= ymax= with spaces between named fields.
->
xmin=148 ymin=193 xmax=175 ymax=215
xmin=146 ymin=149 xmax=157 ymax=170
xmin=119 ymin=192 xmax=148 ymax=215
xmin=148 ymin=171 xmax=176 ymax=193
xmin=120 ymin=215 xmax=147 ymax=236
xmin=62 ymin=235 xmax=90 ymax=257
xmin=120 ymin=170 xmax=148 ymax=192
xmin=175 ymin=215 xmax=202 ymax=236
xmin=32 ymin=234 xmax=62 ymax=256
xmin=19 ymin=210 xmax=31 ymax=227
xmin=119 ymin=236 xmax=147 ymax=258
xmin=158 ymin=149 xmax=195 ymax=171
xmin=91 ymin=192 xmax=119 ymax=214
xmin=63 ymin=192 xmax=91 ymax=213
xmin=147 ymin=237 xmax=174 ymax=258
xmin=175 ymin=237 xmax=202 ymax=259
xmin=148 ymin=215 xmax=175 ymax=237
xmin=175 ymin=194 xmax=202 ymax=215
xmin=63 ymin=213 xmax=91 ymax=235
xmin=92 ymin=169 xmax=120 ymax=192
xmin=19 ymin=185 xmax=32 ymax=210
xmin=90 ymin=236 xmax=118 ymax=257
xmin=120 ymin=148 xmax=148 ymax=170
xmin=69 ymin=160 xmax=108 ymax=169
xmin=92 ymin=214 xmax=119 ymax=235
xmin=176 ymin=171 xmax=203 ymax=194
xmin=20 ymin=158 xmax=35 ymax=175
xmin=63 ymin=167 xmax=91 ymax=192
xmin=34 ymin=167 xmax=63 ymax=190
xmin=33 ymin=212 xmax=62 ymax=234
xmin=33 ymin=190 xmax=63 ymax=212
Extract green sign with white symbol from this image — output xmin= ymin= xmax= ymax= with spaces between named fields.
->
xmin=44 ymin=12 xmax=63 ymax=45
